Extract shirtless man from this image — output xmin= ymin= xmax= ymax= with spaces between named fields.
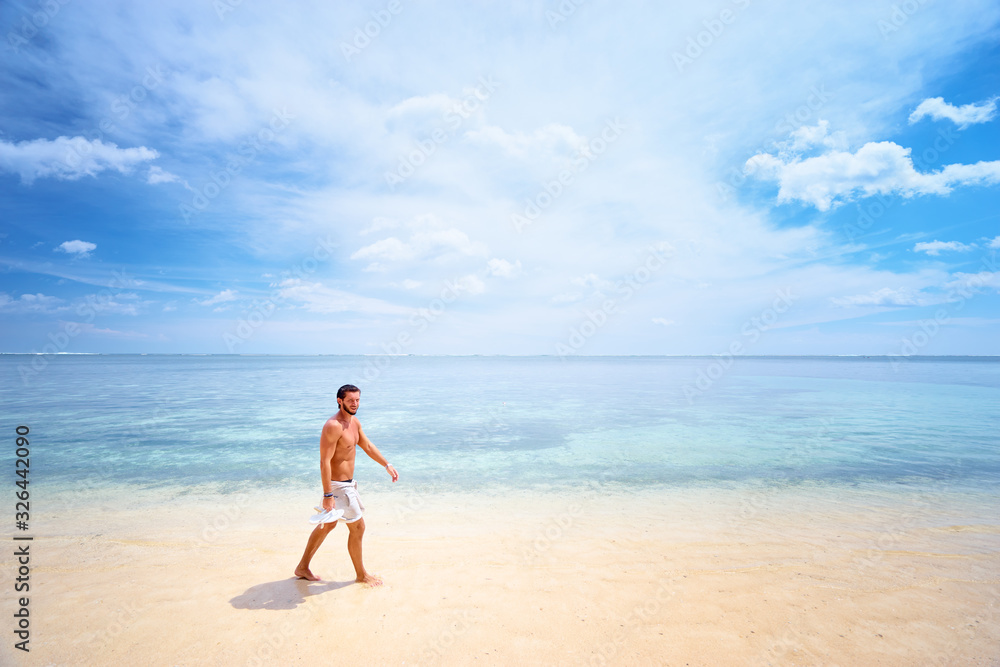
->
xmin=294 ymin=384 xmax=398 ymax=585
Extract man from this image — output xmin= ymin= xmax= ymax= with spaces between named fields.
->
xmin=294 ymin=384 xmax=398 ymax=585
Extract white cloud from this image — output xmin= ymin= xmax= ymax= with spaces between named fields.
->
xmin=401 ymin=279 xmax=421 ymax=289
xmin=486 ymin=258 xmax=522 ymax=278
xmin=830 ymin=287 xmax=930 ymax=307
xmin=56 ymin=240 xmax=96 ymax=256
xmin=944 ymin=271 xmax=1000 ymax=295
xmin=779 ymin=119 xmax=847 ymax=154
xmin=988 ymin=236 xmax=1000 ymax=249
xmin=276 ymin=279 xmax=410 ymax=315
xmin=909 ymin=96 xmax=999 ymax=128
xmin=746 ymin=123 xmax=1000 ymax=210
xmin=466 ymin=123 xmax=587 ymax=161
xmin=147 ymin=165 xmax=181 ymax=185
xmin=351 ymin=215 xmax=489 ymax=271
xmin=385 ymin=93 xmax=458 ymax=127
xmin=351 ymin=237 xmax=413 ymax=263
xmin=913 ymin=240 xmax=975 ymax=256
xmin=71 ymin=322 xmax=152 ymax=339
xmin=0 ymin=293 xmax=67 ymax=313
xmin=452 ymin=273 xmax=485 ymax=296
xmin=0 ymin=136 xmax=158 ymax=184
xmin=652 ymin=318 xmax=675 ymax=327
xmin=198 ymin=289 xmax=239 ymax=306
xmin=79 ymin=295 xmax=144 ymax=316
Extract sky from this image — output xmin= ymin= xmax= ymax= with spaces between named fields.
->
xmin=1 ymin=0 xmax=999 ymax=356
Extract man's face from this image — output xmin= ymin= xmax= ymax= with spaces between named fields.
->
xmin=339 ymin=391 xmax=360 ymax=415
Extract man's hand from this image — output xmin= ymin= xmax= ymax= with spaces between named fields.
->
xmin=385 ymin=464 xmax=399 ymax=482
xmin=322 ymin=495 xmax=335 ymax=512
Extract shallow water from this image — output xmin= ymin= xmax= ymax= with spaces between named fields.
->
xmin=3 ymin=355 xmax=998 ymax=500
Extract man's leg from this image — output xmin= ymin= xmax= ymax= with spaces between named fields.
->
xmin=346 ymin=518 xmax=382 ymax=586
xmin=294 ymin=521 xmax=337 ymax=581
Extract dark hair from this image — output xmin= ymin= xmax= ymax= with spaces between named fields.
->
xmin=337 ymin=384 xmax=360 ymax=401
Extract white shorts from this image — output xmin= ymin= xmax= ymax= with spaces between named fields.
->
xmin=329 ymin=480 xmax=365 ymax=523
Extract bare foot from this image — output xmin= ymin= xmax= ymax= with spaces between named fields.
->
xmin=294 ymin=567 xmax=320 ymax=581
xmin=356 ymin=573 xmax=383 ymax=587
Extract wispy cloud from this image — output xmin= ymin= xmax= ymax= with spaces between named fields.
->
xmin=276 ymin=279 xmax=410 ymax=315
xmin=830 ymin=287 xmax=931 ymax=307
xmin=0 ymin=293 xmax=67 ymax=314
xmin=913 ymin=240 xmax=975 ymax=256
xmin=197 ymin=289 xmax=239 ymax=306
xmin=944 ymin=271 xmax=1000 ymax=295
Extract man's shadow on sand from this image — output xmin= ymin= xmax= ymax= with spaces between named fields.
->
xmin=230 ymin=577 xmax=356 ymax=611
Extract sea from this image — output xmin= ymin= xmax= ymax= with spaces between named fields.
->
xmin=3 ymin=354 xmax=998 ymax=506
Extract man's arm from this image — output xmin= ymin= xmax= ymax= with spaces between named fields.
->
xmin=319 ymin=420 xmax=343 ymax=508
xmin=357 ymin=422 xmax=399 ymax=482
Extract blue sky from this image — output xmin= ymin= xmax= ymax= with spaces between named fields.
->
xmin=1 ymin=0 xmax=998 ymax=355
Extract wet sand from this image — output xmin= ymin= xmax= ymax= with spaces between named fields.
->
xmin=2 ymin=483 xmax=998 ymax=665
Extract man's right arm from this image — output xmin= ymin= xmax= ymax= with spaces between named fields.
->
xmin=319 ymin=420 xmax=342 ymax=506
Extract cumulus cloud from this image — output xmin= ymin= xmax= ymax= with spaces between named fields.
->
xmin=988 ymin=236 xmax=1000 ymax=249
xmin=56 ymin=240 xmax=96 ymax=256
xmin=778 ymin=119 xmax=847 ymax=154
xmin=0 ymin=136 xmax=158 ymax=184
xmin=909 ymin=96 xmax=998 ymax=128
xmin=198 ymin=289 xmax=239 ymax=306
xmin=745 ymin=122 xmax=1000 ymax=210
xmin=913 ymin=240 xmax=975 ymax=256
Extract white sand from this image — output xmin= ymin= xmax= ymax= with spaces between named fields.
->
xmin=2 ymin=484 xmax=998 ymax=665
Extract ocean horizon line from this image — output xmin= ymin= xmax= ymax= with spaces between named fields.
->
xmin=2 ymin=352 xmax=999 ymax=359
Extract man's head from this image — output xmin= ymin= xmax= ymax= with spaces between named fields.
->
xmin=337 ymin=384 xmax=361 ymax=415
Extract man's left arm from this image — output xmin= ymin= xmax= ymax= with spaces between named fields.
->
xmin=358 ymin=423 xmax=399 ymax=482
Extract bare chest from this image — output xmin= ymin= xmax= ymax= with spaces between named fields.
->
xmin=336 ymin=420 xmax=360 ymax=449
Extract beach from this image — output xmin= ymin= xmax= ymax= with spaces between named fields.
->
xmin=3 ymin=482 xmax=998 ymax=666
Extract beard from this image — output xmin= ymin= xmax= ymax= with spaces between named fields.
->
xmin=341 ymin=403 xmax=357 ymax=415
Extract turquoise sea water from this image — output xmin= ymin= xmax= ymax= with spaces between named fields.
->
xmin=2 ymin=355 xmax=999 ymax=498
